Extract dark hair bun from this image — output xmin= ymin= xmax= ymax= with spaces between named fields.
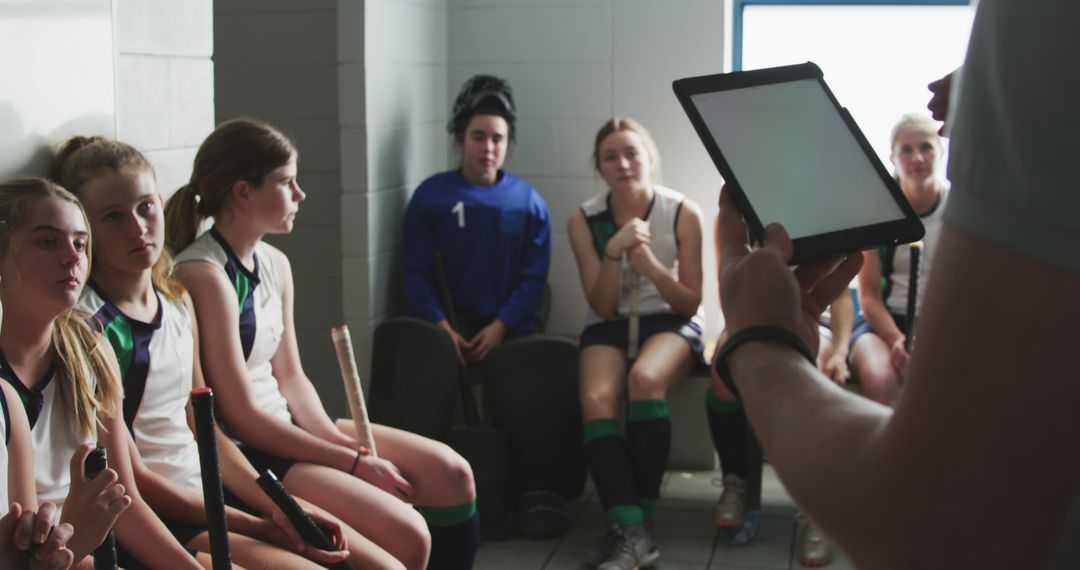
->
xmin=448 ymin=74 xmax=516 ymax=139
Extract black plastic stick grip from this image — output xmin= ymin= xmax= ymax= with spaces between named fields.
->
xmin=256 ymin=470 xmax=355 ymax=570
xmin=905 ymin=242 xmax=923 ymax=353
xmin=191 ymin=387 xmax=232 ymax=570
xmin=85 ymin=446 xmax=118 ymax=570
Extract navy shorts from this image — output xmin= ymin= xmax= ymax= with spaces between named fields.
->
xmin=848 ymin=312 xmax=908 ymax=355
xmin=239 ymin=443 xmax=297 ymax=480
xmin=581 ymin=313 xmax=705 ymax=364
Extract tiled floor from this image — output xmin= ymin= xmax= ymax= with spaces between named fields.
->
xmin=474 ymin=465 xmax=857 ymax=569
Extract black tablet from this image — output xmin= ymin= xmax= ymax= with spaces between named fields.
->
xmin=673 ymin=62 xmax=924 ymax=264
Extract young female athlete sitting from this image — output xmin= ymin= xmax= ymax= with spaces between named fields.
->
xmin=568 ymin=117 xmax=705 ymax=570
xmin=0 ymin=177 xmax=196 ymax=568
xmin=165 ymin=118 xmax=478 ymax=570
xmin=849 ymin=113 xmax=948 ymax=405
xmin=1 ymin=278 xmax=74 ymax=570
xmin=51 ymin=135 xmax=403 ymax=569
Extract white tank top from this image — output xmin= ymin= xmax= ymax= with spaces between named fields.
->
xmin=0 ymin=356 xmax=95 ymax=510
xmin=884 ymin=191 xmax=948 ymax=316
xmin=580 ymin=185 xmax=705 ymax=327
xmin=77 ymin=285 xmax=203 ymax=492
xmin=175 ymin=228 xmax=291 ymax=425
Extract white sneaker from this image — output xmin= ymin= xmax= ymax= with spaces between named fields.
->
xmin=713 ymin=474 xmax=747 ymax=528
xmin=596 ymin=524 xmax=659 ymax=570
xmin=798 ymin=521 xmax=833 ymax=567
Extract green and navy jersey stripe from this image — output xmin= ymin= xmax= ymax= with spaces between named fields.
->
xmin=87 ymin=282 xmax=163 ymax=430
xmin=582 ymin=192 xmax=657 ymax=257
xmin=209 ymin=227 xmax=262 ymax=360
xmin=0 ymin=351 xmax=55 ymax=429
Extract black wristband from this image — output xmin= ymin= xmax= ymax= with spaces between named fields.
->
xmin=713 ymin=325 xmax=816 ymax=401
xmin=349 ymin=450 xmax=361 ymax=474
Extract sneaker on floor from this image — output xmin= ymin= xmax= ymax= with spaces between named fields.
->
xmin=596 ymin=524 xmax=659 ymax=570
xmin=516 ymin=490 xmax=569 ymax=539
xmin=798 ymin=521 xmax=833 ymax=567
xmin=713 ymin=473 xmax=747 ymax=528
xmin=584 ymin=526 xmax=619 ymax=568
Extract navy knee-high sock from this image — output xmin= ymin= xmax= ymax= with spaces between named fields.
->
xmin=584 ymin=418 xmax=643 ymax=526
xmin=706 ymin=388 xmax=749 ymax=478
xmin=625 ymin=399 xmax=670 ymax=519
xmin=420 ymin=500 xmax=480 ymax=569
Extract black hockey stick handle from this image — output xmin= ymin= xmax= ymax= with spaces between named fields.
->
xmin=85 ymin=447 xmax=118 ymax=570
xmin=191 ymin=388 xmax=232 ymax=570
xmin=905 ymin=242 xmax=923 ymax=354
xmin=433 ymin=250 xmax=483 ymax=427
xmin=256 ymin=470 xmax=355 ymax=570
xmin=433 ymin=250 xmax=459 ymax=331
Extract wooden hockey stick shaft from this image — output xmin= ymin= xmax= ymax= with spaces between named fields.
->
xmin=331 ymin=325 xmax=378 ymax=457
xmin=627 ymin=269 xmax=641 ymax=360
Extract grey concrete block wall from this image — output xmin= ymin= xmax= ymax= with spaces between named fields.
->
xmin=215 ymin=0 xmax=348 ymax=414
xmin=345 ymin=0 xmax=450 ymax=383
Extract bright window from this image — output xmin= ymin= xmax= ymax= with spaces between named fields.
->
xmin=734 ymin=1 xmax=975 ymax=164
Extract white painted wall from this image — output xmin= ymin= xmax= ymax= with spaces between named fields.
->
xmin=0 ymin=0 xmax=213 ymax=197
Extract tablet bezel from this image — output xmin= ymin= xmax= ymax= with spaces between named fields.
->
xmin=673 ymin=62 xmax=925 ymax=264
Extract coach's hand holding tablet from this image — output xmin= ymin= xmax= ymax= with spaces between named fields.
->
xmin=674 ymin=62 xmax=925 ymax=265
xmin=676 ymin=62 xmax=916 ymax=394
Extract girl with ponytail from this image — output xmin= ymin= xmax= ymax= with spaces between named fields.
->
xmin=168 ymin=117 xmax=479 ymax=570
xmin=0 ymin=176 xmax=196 ymax=567
xmin=54 ymin=136 xmax=386 ymax=569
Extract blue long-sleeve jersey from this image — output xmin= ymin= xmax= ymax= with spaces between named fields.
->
xmin=401 ymin=170 xmax=551 ymax=335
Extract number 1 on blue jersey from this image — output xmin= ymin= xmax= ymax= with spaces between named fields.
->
xmin=452 ymin=201 xmax=465 ymax=228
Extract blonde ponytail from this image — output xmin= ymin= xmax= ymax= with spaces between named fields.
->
xmin=51 ymin=311 xmax=122 ymax=438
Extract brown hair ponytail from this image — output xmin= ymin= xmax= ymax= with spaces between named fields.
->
xmin=164 ymin=117 xmax=297 ymax=254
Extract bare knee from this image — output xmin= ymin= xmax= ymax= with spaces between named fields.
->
xmin=628 ymin=367 xmax=664 ymax=400
xmin=436 ymin=444 xmax=476 ymax=502
xmin=395 ymin=509 xmax=432 ymax=570
xmin=580 ymin=387 xmax=619 ymax=420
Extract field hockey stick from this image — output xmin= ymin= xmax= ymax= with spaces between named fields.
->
xmin=191 ymin=388 xmax=232 ymax=570
xmin=256 ymin=470 xmax=355 ymax=570
xmin=84 ymin=447 xmax=117 ymax=570
xmin=331 ymin=325 xmax=377 ymax=457
xmin=627 ymin=268 xmax=641 ymax=359
xmin=904 ymin=241 xmax=923 ymax=353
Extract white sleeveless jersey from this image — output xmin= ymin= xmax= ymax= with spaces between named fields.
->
xmin=175 ymin=228 xmax=291 ymax=424
xmin=580 ymin=185 xmax=705 ymax=327
xmin=884 ymin=191 xmax=948 ymax=317
xmin=77 ymin=285 xmax=203 ymax=492
xmin=0 ymin=357 xmax=95 ymax=510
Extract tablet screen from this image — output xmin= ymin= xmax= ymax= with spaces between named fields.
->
xmin=689 ymin=78 xmax=906 ymax=239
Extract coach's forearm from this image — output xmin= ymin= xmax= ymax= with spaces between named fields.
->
xmin=729 ymin=342 xmax=894 ymax=544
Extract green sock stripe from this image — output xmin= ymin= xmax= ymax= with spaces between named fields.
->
xmin=640 ymin=498 xmax=659 ymax=518
xmin=417 ymin=500 xmax=477 ymax=527
xmin=584 ymin=418 xmax=621 ymax=443
xmin=604 ymin=504 xmax=644 ymax=526
xmin=706 ymin=388 xmax=741 ymax=411
xmin=628 ymin=399 xmax=668 ymax=421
